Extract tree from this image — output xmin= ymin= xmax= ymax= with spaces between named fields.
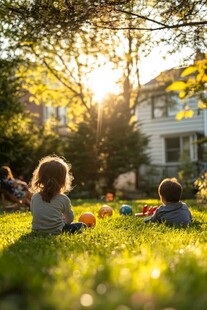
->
xmin=0 ymin=58 xmax=68 ymax=180
xmin=95 ymin=1 xmax=207 ymax=54
xmin=64 ymin=117 xmax=100 ymax=196
xmin=0 ymin=58 xmax=35 ymax=177
xmin=17 ymin=21 xmax=147 ymax=124
xmin=0 ymin=1 xmax=129 ymax=46
xmin=1 ymin=0 xmax=206 ymax=53
xmin=2 ymin=0 xmax=206 ymax=112
xmin=65 ymin=94 xmax=149 ymax=196
xmin=99 ymin=94 xmax=149 ymax=192
xmin=0 ymin=59 xmax=24 ymax=114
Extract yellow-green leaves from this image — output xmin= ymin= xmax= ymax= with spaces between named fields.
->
xmin=167 ymin=56 xmax=207 ymax=120
xmin=198 ymin=101 xmax=207 ymax=109
xmin=175 ymin=109 xmax=194 ymax=121
xmin=166 ymin=81 xmax=187 ymax=91
xmin=179 ymin=91 xmax=187 ymax=99
xmin=181 ymin=66 xmax=197 ymax=77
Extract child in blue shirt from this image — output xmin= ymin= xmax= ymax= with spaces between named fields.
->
xmin=144 ymin=178 xmax=192 ymax=227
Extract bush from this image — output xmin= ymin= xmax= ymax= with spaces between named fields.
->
xmin=194 ymin=172 xmax=207 ymax=203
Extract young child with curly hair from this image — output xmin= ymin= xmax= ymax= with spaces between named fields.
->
xmin=30 ymin=155 xmax=86 ymax=234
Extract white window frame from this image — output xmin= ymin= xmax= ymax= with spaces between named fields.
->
xmin=163 ymin=134 xmax=198 ymax=164
xmin=152 ymin=93 xmax=182 ymax=119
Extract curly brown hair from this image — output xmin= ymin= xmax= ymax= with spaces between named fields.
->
xmin=30 ymin=155 xmax=73 ymax=202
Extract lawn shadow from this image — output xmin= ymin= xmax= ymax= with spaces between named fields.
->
xmin=0 ymin=231 xmax=63 ymax=310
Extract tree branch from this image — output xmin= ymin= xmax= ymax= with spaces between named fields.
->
xmin=94 ymin=19 xmax=207 ymax=31
xmin=114 ymin=8 xmax=168 ymax=27
xmin=30 ymin=46 xmax=91 ymax=113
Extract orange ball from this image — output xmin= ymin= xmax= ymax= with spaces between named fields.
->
xmin=79 ymin=212 xmax=96 ymax=227
xmin=98 ymin=205 xmax=113 ymax=218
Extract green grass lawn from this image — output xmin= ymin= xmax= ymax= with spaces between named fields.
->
xmin=0 ymin=199 xmax=207 ymax=310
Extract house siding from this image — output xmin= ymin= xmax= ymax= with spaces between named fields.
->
xmin=114 ymin=68 xmax=207 ymax=196
xmin=137 ymin=97 xmax=204 ymax=165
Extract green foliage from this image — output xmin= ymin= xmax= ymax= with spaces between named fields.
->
xmin=65 ymin=95 xmax=149 ymax=196
xmin=2 ymin=0 xmax=207 ymax=88
xmin=0 ymin=59 xmax=24 ymax=115
xmin=167 ymin=56 xmax=207 ymax=120
xmin=194 ymin=172 xmax=207 ymax=204
xmin=0 ymin=58 xmax=34 ymax=177
xmin=0 ymin=199 xmax=207 ymax=310
xmin=65 ymin=119 xmax=100 ymax=195
xmin=0 ymin=58 xmax=67 ymax=180
xmin=0 ymin=0 xmax=129 ymax=44
xmin=177 ymin=158 xmax=198 ymax=199
xmin=0 ymin=119 xmax=68 ymax=181
xmin=99 ymin=95 xmax=149 ymax=190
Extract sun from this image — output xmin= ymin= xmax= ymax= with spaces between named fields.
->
xmin=88 ymin=63 xmax=121 ymax=102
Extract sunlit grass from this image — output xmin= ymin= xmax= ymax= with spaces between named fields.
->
xmin=0 ymin=199 xmax=207 ymax=310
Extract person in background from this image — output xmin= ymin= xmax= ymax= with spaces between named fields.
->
xmin=30 ymin=155 xmax=86 ymax=234
xmin=144 ymin=178 xmax=192 ymax=227
xmin=0 ymin=165 xmax=31 ymax=208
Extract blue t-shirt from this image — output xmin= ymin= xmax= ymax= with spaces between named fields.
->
xmin=144 ymin=201 xmax=192 ymax=227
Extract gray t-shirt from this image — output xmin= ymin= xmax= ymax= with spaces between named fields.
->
xmin=31 ymin=193 xmax=74 ymax=234
xmin=144 ymin=201 xmax=192 ymax=227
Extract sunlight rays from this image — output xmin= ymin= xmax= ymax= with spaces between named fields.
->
xmin=88 ymin=63 xmax=121 ymax=102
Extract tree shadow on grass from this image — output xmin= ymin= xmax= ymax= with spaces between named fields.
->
xmin=0 ymin=232 xmax=63 ymax=310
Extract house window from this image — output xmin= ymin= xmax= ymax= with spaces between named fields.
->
xmin=57 ymin=107 xmax=68 ymax=126
xmin=165 ymin=136 xmax=191 ymax=163
xmin=44 ymin=106 xmax=54 ymax=120
xmin=152 ymin=94 xmax=182 ymax=119
xmin=168 ymin=95 xmax=182 ymax=117
xmin=182 ymin=136 xmax=190 ymax=159
xmin=165 ymin=137 xmax=180 ymax=162
xmin=44 ymin=106 xmax=68 ymax=126
xmin=152 ymin=94 xmax=167 ymax=118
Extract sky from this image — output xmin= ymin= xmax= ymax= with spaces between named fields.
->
xmin=88 ymin=44 xmax=194 ymax=102
xmin=139 ymin=45 xmax=194 ymax=85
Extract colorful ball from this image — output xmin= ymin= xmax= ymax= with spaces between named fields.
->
xmin=79 ymin=212 xmax=96 ymax=227
xmin=119 ymin=204 xmax=133 ymax=216
xmin=98 ymin=205 xmax=113 ymax=218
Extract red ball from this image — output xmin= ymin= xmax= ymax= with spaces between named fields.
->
xmin=79 ymin=212 xmax=96 ymax=227
xmin=98 ymin=205 xmax=113 ymax=218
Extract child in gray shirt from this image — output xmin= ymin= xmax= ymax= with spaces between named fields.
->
xmin=144 ymin=178 xmax=192 ymax=227
xmin=30 ymin=155 xmax=86 ymax=234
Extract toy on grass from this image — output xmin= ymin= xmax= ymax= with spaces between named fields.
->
xmin=135 ymin=205 xmax=158 ymax=217
xmin=98 ymin=205 xmax=113 ymax=218
xmin=148 ymin=206 xmax=158 ymax=215
xmin=119 ymin=204 xmax=133 ymax=216
xmin=106 ymin=192 xmax=114 ymax=202
xmin=79 ymin=212 xmax=96 ymax=227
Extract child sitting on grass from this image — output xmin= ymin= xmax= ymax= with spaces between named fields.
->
xmin=30 ymin=155 xmax=86 ymax=234
xmin=144 ymin=178 xmax=192 ymax=227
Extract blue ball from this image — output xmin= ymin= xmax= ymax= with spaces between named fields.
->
xmin=119 ymin=204 xmax=133 ymax=216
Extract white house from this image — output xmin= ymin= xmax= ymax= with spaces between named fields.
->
xmin=135 ymin=68 xmax=207 ymax=192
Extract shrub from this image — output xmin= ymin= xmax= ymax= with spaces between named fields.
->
xmin=194 ymin=172 xmax=207 ymax=203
